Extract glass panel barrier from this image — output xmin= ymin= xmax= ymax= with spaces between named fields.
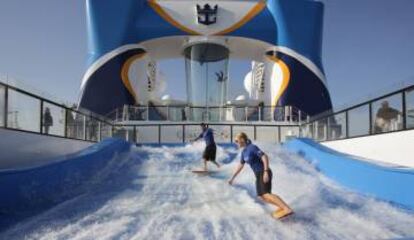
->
xmin=113 ymin=126 xmax=134 ymax=142
xmin=274 ymin=107 xmax=286 ymax=122
xmin=160 ymin=125 xmax=183 ymax=143
xmin=256 ymin=126 xmax=279 ymax=143
xmin=222 ymin=107 xmax=234 ymax=122
xmin=7 ymin=89 xmax=40 ymax=132
xmin=148 ymin=106 xmax=167 ymax=121
xmin=184 ymin=125 xmax=201 ymax=142
xmin=85 ymin=116 xmax=100 ymax=141
xmin=233 ymin=107 xmax=247 ymax=122
xmin=129 ymin=107 xmax=148 ymax=121
xmin=371 ymin=93 xmax=403 ymax=133
xmin=280 ymin=126 xmax=300 ymax=142
xmin=66 ymin=110 xmax=85 ymax=140
xmin=42 ymin=102 xmax=65 ymax=136
xmin=136 ymin=126 xmax=159 ymax=143
xmin=314 ymin=118 xmax=328 ymax=141
xmin=189 ymin=107 xmax=207 ymax=122
xmin=232 ymin=126 xmax=254 ymax=142
xmin=261 ymin=107 xmax=273 ymax=122
xmin=168 ymin=107 xmax=187 ymax=122
xmin=247 ymin=107 xmax=259 ymax=122
xmin=209 ymin=125 xmax=231 ymax=143
xmin=348 ymin=105 xmax=370 ymax=137
xmin=406 ymin=87 xmax=414 ymax=129
xmin=215 ymin=107 xmax=228 ymax=122
xmin=327 ymin=112 xmax=346 ymax=140
xmin=100 ymin=123 xmax=113 ymax=140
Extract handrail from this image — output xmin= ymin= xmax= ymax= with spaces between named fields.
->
xmin=0 ymin=81 xmax=113 ymax=143
xmin=301 ymin=82 xmax=414 ymax=142
xmin=0 ymin=79 xmax=303 ymax=145
xmin=309 ymin=79 xmax=414 ymax=123
xmin=107 ymin=104 xmax=309 ymax=124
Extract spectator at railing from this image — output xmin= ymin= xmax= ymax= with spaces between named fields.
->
xmin=181 ymin=108 xmax=187 ymax=121
xmin=274 ymin=106 xmax=285 ymax=121
xmin=43 ymin=107 xmax=53 ymax=134
xmin=374 ymin=101 xmax=400 ymax=133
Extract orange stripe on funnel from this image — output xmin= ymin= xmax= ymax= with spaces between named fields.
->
xmin=121 ymin=53 xmax=147 ymax=104
xmin=267 ymin=55 xmax=291 ymax=107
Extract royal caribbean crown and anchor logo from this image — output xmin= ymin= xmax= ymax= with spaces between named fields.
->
xmin=196 ymin=3 xmax=218 ymax=25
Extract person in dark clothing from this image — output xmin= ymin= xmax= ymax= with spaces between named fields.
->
xmin=374 ymin=101 xmax=400 ymax=133
xmin=228 ymin=132 xmax=293 ymax=219
xmin=192 ymin=123 xmax=220 ymax=171
xmin=181 ymin=108 xmax=187 ymax=121
xmin=43 ymin=107 xmax=53 ymax=134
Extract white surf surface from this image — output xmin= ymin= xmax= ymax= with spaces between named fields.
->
xmin=1 ymin=142 xmax=414 ymax=240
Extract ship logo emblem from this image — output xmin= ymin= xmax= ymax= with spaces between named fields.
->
xmin=196 ymin=4 xmax=218 ymax=25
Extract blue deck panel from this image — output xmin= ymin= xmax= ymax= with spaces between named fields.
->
xmin=283 ymin=138 xmax=414 ymax=209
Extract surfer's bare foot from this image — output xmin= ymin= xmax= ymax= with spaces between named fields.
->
xmin=272 ymin=209 xmax=293 ymax=219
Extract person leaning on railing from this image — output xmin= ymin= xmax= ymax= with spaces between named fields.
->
xmin=374 ymin=101 xmax=401 ymax=133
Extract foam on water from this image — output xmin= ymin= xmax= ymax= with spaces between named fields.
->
xmin=1 ymin=142 xmax=414 ymax=240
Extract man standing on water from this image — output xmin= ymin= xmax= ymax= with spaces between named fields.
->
xmin=192 ymin=123 xmax=220 ymax=171
xmin=228 ymin=132 xmax=293 ymax=219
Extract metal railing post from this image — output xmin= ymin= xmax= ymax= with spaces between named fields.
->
xmin=146 ymin=104 xmax=150 ymax=121
xmin=258 ymin=106 xmax=261 ymax=122
xmin=278 ymin=126 xmax=281 ymax=143
xmin=230 ymin=125 xmax=233 ymax=143
xmin=158 ymin=125 xmax=161 ymax=144
xmin=254 ymin=125 xmax=257 ymax=140
xmin=245 ymin=107 xmax=248 ymax=122
xmin=98 ymin=122 xmax=102 ymax=142
xmin=83 ymin=116 xmax=87 ymax=140
xmin=182 ymin=125 xmax=185 ymax=143
xmin=40 ymin=100 xmax=44 ymax=134
xmin=345 ymin=110 xmax=349 ymax=138
xmin=402 ymin=91 xmax=407 ymax=130
xmin=4 ymin=85 xmax=8 ymax=128
xmin=64 ymin=108 xmax=68 ymax=138
xmin=369 ymin=102 xmax=373 ymax=134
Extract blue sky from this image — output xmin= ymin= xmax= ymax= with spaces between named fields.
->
xmin=0 ymin=0 xmax=413 ymax=110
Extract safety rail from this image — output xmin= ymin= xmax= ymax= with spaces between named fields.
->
xmin=6 ymin=74 xmax=413 ymax=145
xmin=113 ymin=122 xmax=300 ymax=144
xmin=0 ymin=80 xmax=113 ymax=143
xmin=0 ymin=80 xmax=302 ymax=144
xmin=300 ymin=84 xmax=414 ymax=142
xmin=107 ymin=104 xmax=309 ymax=124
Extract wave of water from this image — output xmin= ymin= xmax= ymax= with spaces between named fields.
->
xmin=1 ymin=142 xmax=414 ymax=240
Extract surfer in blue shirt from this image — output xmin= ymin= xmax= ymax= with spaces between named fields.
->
xmin=192 ymin=123 xmax=220 ymax=171
xmin=228 ymin=132 xmax=293 ymax=219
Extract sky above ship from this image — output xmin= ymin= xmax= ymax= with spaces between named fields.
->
xmin=0 ymin=0 xmax=413 ymax=110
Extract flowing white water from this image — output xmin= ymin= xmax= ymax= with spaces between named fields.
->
xmin=1 ymin=142 xmax=414 ymax=240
